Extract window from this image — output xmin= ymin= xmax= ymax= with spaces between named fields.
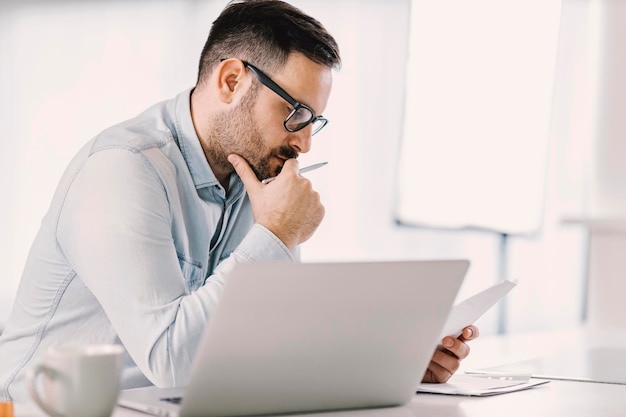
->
xmin=396 ymin=0 xmax=562 ymax=235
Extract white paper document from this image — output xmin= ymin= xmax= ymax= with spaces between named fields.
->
xmin=441 ymin=279 xmax=517 ymax=339
xmin=416 ymin=373 xmax=549 ymax=396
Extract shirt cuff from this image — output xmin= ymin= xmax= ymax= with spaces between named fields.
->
xmin=232 ymin=223 xmax=297 ymax=262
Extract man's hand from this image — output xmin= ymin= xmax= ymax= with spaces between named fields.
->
xmin=228 ymin=154 xmax=324 ymax=249
xmin=422 ymin=325 xmax=479 ymax=383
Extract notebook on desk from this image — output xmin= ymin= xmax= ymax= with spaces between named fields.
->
xmin=118 ymin=260 xmax=469 ymax=417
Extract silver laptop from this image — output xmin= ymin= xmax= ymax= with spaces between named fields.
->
xmin=119 ymin=260 xmax=469 ymax=417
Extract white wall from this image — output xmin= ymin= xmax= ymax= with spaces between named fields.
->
xmin=0 ymin=0 xmax=221 ymax=321
xmin=1 ymin=0 xmax=588 ymax=335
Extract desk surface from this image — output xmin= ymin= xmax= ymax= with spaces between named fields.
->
xmin=12 ymin=379 xmax=626 ymax=417
xmin=12 ymin=326 xmax=626 ymax=417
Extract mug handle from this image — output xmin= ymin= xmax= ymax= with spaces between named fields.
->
xmin=25 ymin=364 xmax=68 ymax=417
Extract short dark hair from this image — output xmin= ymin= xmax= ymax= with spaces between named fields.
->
xmin=196 ymin=0 xmax=341 ymax=85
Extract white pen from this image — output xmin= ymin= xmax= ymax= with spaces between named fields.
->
xmin=261 ymin=161 xmax=328 ymax=184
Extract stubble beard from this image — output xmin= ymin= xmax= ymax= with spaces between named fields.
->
xmin=205 ymin=94 xmax=273 ymax=181
xmin=205 ymin=94 xmax=298 ymax=182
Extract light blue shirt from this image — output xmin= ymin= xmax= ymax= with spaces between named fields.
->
xmin=0 ymin=89 xmax=298 ymax=402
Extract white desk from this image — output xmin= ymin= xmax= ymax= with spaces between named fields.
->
xmin=12 ymin=379 xmax=626 ymax=417
xmin=13 ymin=326 xmax=626 ymax=417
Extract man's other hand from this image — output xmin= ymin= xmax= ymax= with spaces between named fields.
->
xmin=422 ymin=325 xmax=479 ymax=383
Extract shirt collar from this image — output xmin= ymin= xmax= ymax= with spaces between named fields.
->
xmin=171 ymin=89 xmax=244 ymax=201
xmin=170 ymin=88 xmax=221 ymax=190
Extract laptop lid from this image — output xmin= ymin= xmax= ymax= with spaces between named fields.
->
xmin=120 ymin=259 xmax=469 ymax=417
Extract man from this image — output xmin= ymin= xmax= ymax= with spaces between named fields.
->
xmin=0 ymin=0 xmax=477 ymax=402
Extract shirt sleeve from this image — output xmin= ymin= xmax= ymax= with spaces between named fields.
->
xmin=209 ymin=223 xmax=300 ymax=282
xmin=56 ymin=147 xmax=295 ymax=387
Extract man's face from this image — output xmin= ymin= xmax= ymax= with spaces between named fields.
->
xmin=209 ymin=53 xmax=333 ymax=181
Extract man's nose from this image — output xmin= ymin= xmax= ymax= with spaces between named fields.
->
xmin=288 ymin=127 xmax=312 ymax=154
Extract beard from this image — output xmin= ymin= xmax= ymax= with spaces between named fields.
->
xmin=204 ymin=93 xmax=297 ymax=181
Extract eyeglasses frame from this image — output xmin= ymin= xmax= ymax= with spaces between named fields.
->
xmin=239 ymin=60 xmax=328 ymax=135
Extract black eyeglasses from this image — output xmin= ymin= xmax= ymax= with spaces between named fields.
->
xmin=242 ymin=61 xmax=328 ymax=135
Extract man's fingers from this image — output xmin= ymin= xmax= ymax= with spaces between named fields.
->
xmin=228 ymin=154 xmax=260 ymax=189
xmin=266 ymin=158 xmax=300 ymax=183
xmin=460 ymin=325 xmax=479 ymax=341
xmin=424 ymin=361 xmax=454 ymax=383
xmin=442 ymin=336 xmax=471 ymax=360
xmin=281 ymin=158 xmax=300 ymax=177
xmin=424 ymin=349 xmax=459 ymax=383
xmin=423 ymin=327 xmax=478 ymax=384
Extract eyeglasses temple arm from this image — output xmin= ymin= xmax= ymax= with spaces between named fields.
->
xmin=243 ymin=62 xmax=300 ymax=108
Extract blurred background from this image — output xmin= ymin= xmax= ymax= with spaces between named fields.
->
xmin=1 ymin=0 xmax=613 ymax=336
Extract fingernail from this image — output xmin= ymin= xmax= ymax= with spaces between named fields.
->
xmin=227 ymin=154 xmax=236 ymax=164
xmin=465 ymin=327 xmax=473 ymax=338
xmin=443 ymin=337 xmax=454 ymax=348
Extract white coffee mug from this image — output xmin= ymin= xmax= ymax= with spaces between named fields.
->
xmin=26 ymin=344 xmax=124 ymax=417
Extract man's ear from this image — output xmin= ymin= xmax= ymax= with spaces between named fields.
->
xmin=215 ymin=59 xmax=250 ymax=105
